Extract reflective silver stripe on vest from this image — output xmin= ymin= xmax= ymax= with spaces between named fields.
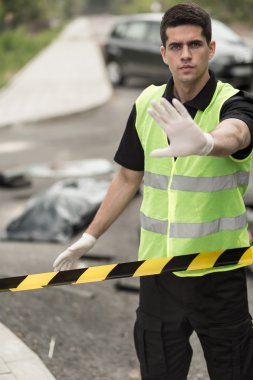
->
xmin=171 ymin=171 xmax=250 ymax=192
xmin=144 ymin=172 xmax=169 ymax=190
xmin=144 ymin=171 xmax=250 ymax=192
xmin=170 ymin=213 xmax=247 ymax=238
xmin=141 ymin=212 xmax=247 ymax=238
xmin=140 ymin=212 xmax=168 ymax=234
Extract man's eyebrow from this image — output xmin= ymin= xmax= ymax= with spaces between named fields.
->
xmin=168 ymin=41 xmax=181 ymax=45
xmin=168 ymin=39 xmax=204 ymax=46
xmin=189 ymin=39 xmax=204 ymax=43
xmin=168 ymin=41 xmax=182 ymax=47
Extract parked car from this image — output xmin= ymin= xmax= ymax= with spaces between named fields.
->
xmin=103 ymin=13 xmax=253 ymax=89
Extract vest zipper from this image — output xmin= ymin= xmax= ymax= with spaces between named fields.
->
xmin=167 ymin=158 xmax=177 ymax=256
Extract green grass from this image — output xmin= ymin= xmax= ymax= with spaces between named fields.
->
xmin=0 ymin=27 xmax=62 ymax=88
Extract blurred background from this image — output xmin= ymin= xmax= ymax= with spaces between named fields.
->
xmin=0 ymin=1 xmax=253 ymax=380
xmin=1 ymin=0 xmax=253 ymax=89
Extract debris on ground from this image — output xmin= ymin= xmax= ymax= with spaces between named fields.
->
xmin=0 ymin=172 xmax=31 ymax=189
xmin=114 ymin=280 xmax=140 ymax=294
xmin=1 ymin=178 xmax=110 ymax=242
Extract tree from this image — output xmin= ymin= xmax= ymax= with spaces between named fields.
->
xmin=0 ymin=0 xmax=88 ymax=28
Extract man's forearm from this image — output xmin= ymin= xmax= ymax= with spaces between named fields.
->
xmin=209 ymin=118 xmax=251 ymax=157
xmin=86 ymin=167 xmax=143 ymax=239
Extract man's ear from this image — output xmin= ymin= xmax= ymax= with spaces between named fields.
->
xmin=208 ymin=40 xmax=216 ymax=60
xmin=160 ymin=45 xmax=168 ymax=64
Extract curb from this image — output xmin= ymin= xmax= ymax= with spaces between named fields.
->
xmin=0 ymin=323 xmax=56 ymax=380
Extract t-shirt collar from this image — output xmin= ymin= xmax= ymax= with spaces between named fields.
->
xmin=163 ymin=70 xmax=218 ymax=111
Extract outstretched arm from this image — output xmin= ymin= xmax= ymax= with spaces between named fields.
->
xmin=209 ymin=118 xmax=251 ymax=157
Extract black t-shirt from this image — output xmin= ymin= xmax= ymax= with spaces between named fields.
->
xmin=114 ymin=72 xmax=253 ymax=170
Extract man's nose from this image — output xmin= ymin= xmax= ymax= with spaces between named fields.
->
xmin=181 ymin=44 xmax=191 ymax=60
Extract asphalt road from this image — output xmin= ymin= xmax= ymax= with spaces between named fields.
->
xmin=1 ymin=82 xmax=253 ymax=380
xmin=0 ymin=84 xmax=145 ymax=380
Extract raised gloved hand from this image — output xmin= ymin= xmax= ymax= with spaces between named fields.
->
xmin=148 ymin=97 xmax=214 ymax=157
xmin=53 ymin=233 xmax=96 ymax=271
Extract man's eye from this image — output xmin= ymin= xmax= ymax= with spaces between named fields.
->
xmin=170 ymin=44 xmax=181 ymax=51
xmin=190 ymin=41 xmax=202 ymax=48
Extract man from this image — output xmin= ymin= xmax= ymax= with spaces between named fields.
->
xmin=53 ymin=3 xmax=253 ymax=379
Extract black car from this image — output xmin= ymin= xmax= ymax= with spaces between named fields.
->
xmin=103 ymin=13 xmax=253 ymax=89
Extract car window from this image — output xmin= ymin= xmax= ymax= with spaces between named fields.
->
xmin=146 ymin=21 xmax=161 ymax=45
xmin=212 ymin=19 xmax=241 ymax=42
xmin=111 ymin=22 xmax=128 ymax=38
xmin=124 ymin=21 xmax=149 ymax=41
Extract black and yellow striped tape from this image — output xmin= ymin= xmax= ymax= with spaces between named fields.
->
xmin=1 ymin=246 xmax=253 ymax=293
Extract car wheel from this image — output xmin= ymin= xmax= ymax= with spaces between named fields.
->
xmin=107 ymin=61 xmax=125 ymax=86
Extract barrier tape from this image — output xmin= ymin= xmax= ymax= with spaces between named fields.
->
xmin=1 ymin=246 xmax=253 ymax=293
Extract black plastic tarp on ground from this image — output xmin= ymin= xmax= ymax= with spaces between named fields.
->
xmin=3 ymin=178 xmax=110 ymax=243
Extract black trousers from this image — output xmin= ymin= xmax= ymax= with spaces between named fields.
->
xmin=134 ymin=268 xmax=253 ymax=380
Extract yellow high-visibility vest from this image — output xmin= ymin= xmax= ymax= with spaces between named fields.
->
xmin=135 ymin=81 xmax=252 ymax=276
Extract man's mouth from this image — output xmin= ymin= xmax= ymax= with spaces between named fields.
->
xmin=180 ymin=65 xmax=194 ymax=70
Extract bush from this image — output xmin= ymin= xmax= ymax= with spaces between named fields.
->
xmin=0 ymin=26 xmax=62 ymax=88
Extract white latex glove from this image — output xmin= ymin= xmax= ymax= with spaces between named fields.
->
xmin=148 ymin=97 xmax=214 ymax=157
xmin=53 ymin=233 xmax=96 ymax=271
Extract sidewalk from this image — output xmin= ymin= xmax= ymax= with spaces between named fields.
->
xmin=0 ymin=17 xmax=112 ymax=128
xmin=0 ymin=17 xmax=113 ymax=380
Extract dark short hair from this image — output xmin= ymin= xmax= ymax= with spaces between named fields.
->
xmin=160 ymin=3 xmax=212 ymax=47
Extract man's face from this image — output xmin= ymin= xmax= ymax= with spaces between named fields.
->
xmin=160 ymin=24 xmax=215 ymax=84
